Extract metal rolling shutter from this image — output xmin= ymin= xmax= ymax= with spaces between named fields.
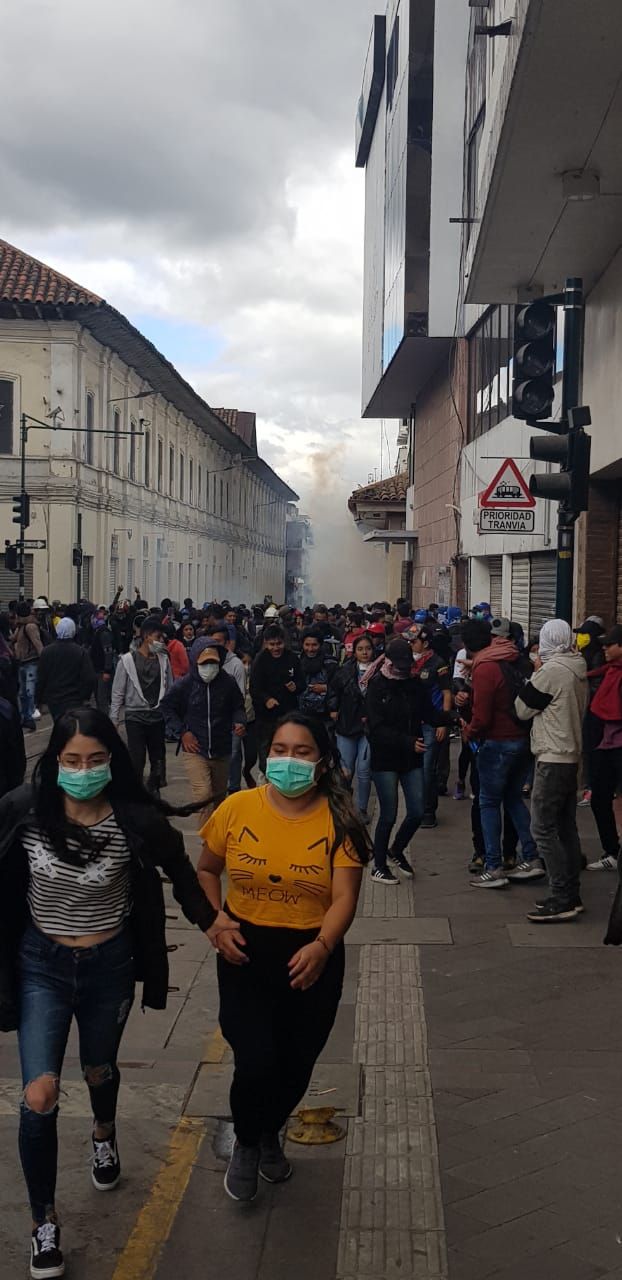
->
xmin=511 ymin=556 xmax=530 ymax=635
xmin=0 ymin=554 xmax=33 ymax=606
xmin=488 ymin=556 xmax=503 ymax=618
xmin=529 ymin=552 xmax=557 ymax=635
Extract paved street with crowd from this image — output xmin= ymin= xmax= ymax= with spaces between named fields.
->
xmin=3 ymin=712 xmax=622 ymax=1280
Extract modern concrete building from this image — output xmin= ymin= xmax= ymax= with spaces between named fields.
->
xmin=0 ymin=240 xmax=297 ymax=607
xmin=355 ymin=0 xmax=622 ymax=623
xmin=285 ymin=505 xmax=314 ymax=609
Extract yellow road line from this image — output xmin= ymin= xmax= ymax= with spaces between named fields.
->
xmin=112 ymin=1026 xmax=225 ymax=1280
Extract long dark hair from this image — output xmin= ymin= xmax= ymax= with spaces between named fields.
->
xmin=33 ymin=706 xmax=204 ymax=864
xmin=267 ymin=711 xmax=372 ymax=865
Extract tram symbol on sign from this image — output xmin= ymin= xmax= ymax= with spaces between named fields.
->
xmin=479 ymin=458 xmax=536 ymax=509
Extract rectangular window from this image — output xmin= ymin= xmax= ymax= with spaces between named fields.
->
xmin=189 ymin=458 xmax=194 ymax=504
xmin=85 ymin=392 xmax=95 ymax=465
xmin=112 ymin=408 xmax=121 ymax=475
xmin=142 ymin=535 xmax=149 ymax=559
xmin=169 ymin=445 xmax=175 ymax=496
xmin=0 ymin=379 xmax=14 ymax=453
xmin=157 ymin=438 xmax=163 ymax=491
xmin=142 ymin=559 xmax=149 ymax=596
xmin=220 ymin=478 xmax=224 ymax=516
xmin=386 ymin=14 xmax=399 ymax=111
xmin=129 ymin=417 xmax=137 ymax=482
xmin=179 ymin=452 xmax=185 ymax=502
xmin=127 ymin=557 xmax=135 ymax=595
xmin=467 ymin=304 xmax=516 ymax=440
xmin=144 ymin=429 xmax=151 ymax=487
xmin=198 ymin=464 xmax=202 ymax=506
xmin=466 ymin=106 xmax=485 ymax=230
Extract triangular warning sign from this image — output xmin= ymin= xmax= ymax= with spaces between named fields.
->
xmin=479 ymin=458 xmax=536 ymax=509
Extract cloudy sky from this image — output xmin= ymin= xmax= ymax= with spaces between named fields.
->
xmin=0 ymin=0 xmax=395 ymax=598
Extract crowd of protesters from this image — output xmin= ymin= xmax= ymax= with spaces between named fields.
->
xmin=2 ymin=583 xmax=622 ymax=1270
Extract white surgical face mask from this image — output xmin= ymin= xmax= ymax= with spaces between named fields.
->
xmin=529 ymin=651 xmax=538 ymax=664
xmin=198 ymin=663 xmax=219 ymax=684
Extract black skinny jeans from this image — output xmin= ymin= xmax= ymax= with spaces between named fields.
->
xmin=590 ymin=746 xmax=622 ymax=856
xmin=125 ymin=714 xmax=166 ymax=789
xmin=218 ymin=919 xmax=345 ymax=1146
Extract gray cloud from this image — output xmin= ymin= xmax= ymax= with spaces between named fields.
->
xmin=0 ymin=0 xmax=394 ymax=600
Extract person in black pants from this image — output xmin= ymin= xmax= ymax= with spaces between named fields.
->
xmin=198 ymin=712 xmax=370 ymax=1203
xmin=250 ymin=625 xmax=304 ymax=775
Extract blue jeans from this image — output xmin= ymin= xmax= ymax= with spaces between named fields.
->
xmin=477 ymin=739 xmax=537 ymax=871
xmin=336 ymin=733 xmax=371 ymax=813
xmin=17 ymin=925 xmax=135 ymax=1223
xmin=18 ymin=660 xmax=37 ymax=727
xmin=371 ymin=768 xmax=426 ymax=870
xmin=422 ymin=722 xmax=441 ymax=818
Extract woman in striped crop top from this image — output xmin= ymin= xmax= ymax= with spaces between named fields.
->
xmin=0 ymin=706 xmax=233 ymax=1280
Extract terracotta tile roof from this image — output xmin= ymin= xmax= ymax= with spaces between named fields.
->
xmin=0 ymin=238 xmax=102 ymax=308
xmin=212 ymin=408 xmax=258 ymax=452
xmin=348 ymin=470 xmax=408 ymax=512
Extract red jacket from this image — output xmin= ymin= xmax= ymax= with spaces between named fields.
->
xmin=167 ymin=638 xmax=190 ymax=681
xmin=466 ymin=641 xmax=527 ymax=741
xmin=588 ymin=660 xmax=622 ymax=722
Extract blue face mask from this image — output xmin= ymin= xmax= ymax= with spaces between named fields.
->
xmin=265 ymin=756 xmax=319 ymax=798
xmin=57 ymin=763 xmax=112 ymax=801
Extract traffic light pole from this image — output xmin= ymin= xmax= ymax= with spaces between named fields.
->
xmin=18 ymin=413 xmax=28 ymax=601
xmin=555 ymin=278 xmax=585 ymax=622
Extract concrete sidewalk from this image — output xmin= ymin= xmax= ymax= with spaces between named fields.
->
xmin=2 ymin=746 xmax=622 ymax=1279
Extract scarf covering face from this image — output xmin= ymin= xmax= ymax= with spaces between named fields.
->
xmin=380 ymin=656 xmax=411 ymax=680
xmin=538 ymin=619 xmax=573 ymax=662
xmin=471 ymin=637 xmax=519 ymax=669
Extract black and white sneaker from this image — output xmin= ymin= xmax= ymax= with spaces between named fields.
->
xmin=259 ymin=1133 xmax=292 ymax=1183
xmin=30 ymin=1222 xmax=65 ymax=1278
xmin=527 ymin=897 xmax=583 ymax=923
xmin=389 ymin=849 xmax=415 ymax=879
xmin=371 ymin=866 xmax=399 ymax=885
xmin=92 ymin=1132 xmax=121 ymax=1191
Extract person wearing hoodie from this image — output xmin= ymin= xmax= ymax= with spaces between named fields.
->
xmin=35 ymin=618 xmax=96 ymax=721
xmin=110 ymin=619 xmax=173 ymax=792
xmin=581 ymin=624 xmax=622 ymax=871
xmin=161 ymin=638 xmax=245 ymax=825
xmin=515 ymin=620 xmax=587 ymax=921
xmin=13 ymin=603 xmax=44 ymax=731
xmin=365 ymin=637 xmax=451 ymax=883
xmin=88 ymin=611 xmax=116 ymax=713
xmin=462 ymin=619 xmax=540 ymax=888
xmin=298 ymin=627 xmax=337 ymax=719
xmin=250 ymin=625 xmax=304 ymax=773
xmin=327 ymin=632 xmax=374 ymax=820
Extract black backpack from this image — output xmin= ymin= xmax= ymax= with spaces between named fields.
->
xmin=498 ymin=660 xmax=528 ymax=726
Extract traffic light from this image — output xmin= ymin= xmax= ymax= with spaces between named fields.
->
xmin=529 ymin=426 xmax=591 ymax=513
xmin=72 ymin=546 xmax=83 ymax=568
xmin=11 ymin=493 xmax=30 ymax=528
xmin=4 ymin=543 xmax=18 ymax=573
xmin=512 ymin=301 xmax=556 ymax=421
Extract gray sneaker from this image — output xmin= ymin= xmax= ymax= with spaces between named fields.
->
xmin=506 ymin=859 xmax=546 ymax=882
xmin=470 ymin=868 xmax=510 ymax=888
xmin=259 ymin=1134 xmax=292 ymax=1184
xmin=224 ymin=1142 xmax=260 ymax=1202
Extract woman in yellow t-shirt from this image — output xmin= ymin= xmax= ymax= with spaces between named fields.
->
xmin=198 ymin=710 xmax=371 ymax=1203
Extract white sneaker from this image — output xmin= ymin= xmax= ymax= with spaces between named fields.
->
xmin=32 ymin=708 xmax=41 ymax=720
xmin=586 ymin=855 xmax=618 ymax=871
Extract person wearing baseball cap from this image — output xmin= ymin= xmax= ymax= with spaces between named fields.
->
xmin=584 ymin=625 xmax=622 ymax=870
xmin=365 ymin=637 xmax=452 ymax=883
xmin=572 ymin=618 xmax=605 ymax=805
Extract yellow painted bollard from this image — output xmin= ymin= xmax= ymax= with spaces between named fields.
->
xmin=287 ymin=1106 xmax=346 ymax=1145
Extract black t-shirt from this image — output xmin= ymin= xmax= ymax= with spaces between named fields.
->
xmin=414 ymin=651 xmax=451 ymax=712
xmin=134 ymin=651 xmax=161 ymax=708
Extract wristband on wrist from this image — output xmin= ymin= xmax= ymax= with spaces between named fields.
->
xmin=316 ymin=933 xmax=332 ymax=955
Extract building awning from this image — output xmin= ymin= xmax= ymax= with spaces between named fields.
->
xmin=362 ymin=530 xmax=418 ymax=544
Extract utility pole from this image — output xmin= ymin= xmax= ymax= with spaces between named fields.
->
xmin=76 ymin=512 xmax=83 ymax=601
xmin=556 ymin=278 xmax=585 ymax=622
xmin=19 ymin=413 xmax=28 ymax=601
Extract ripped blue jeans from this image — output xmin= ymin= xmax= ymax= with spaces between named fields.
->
xmin=17 ymin=924 xmax=134 ymax=1222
